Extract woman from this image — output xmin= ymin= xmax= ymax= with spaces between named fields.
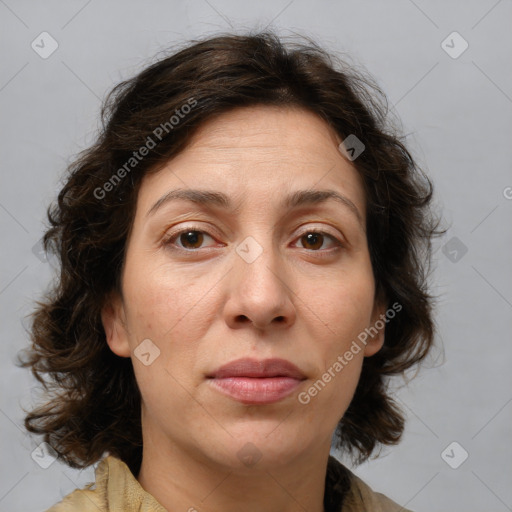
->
xmin=18 ymin=30 xmax=440 ymax=512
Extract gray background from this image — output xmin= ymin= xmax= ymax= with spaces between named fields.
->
xmin=1 ymin=1 xmax=511 ymax=511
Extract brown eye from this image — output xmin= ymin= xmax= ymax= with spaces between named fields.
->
xmin=178 ymin=230 xmax=205 ymax=249
xmin=163 ymin=227 xmax=217 ymax=252
xmin=298 ymin=232 xmax=337 ymax=251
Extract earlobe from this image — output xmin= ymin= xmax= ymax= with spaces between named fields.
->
xmin=363 ymin=300 xmax=387 ymax=357
xmin=101 ymin=294 xmax=131 ymax=358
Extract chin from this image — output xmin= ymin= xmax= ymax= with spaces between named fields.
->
xmin=204 ymin=426 xmax=310 ymax=472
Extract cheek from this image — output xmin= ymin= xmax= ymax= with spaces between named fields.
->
xmin=294 ymin=263 xmax=375 ymax=411
xmin=321 ymin=267 xmax=376 ymax=337
xmin=124 ymin=271 xmax=204 ymax=424
xmin=122 ymin=256 xmax=205 ymax=340
xmin=121 ymin=258 xmax=218 ymax=389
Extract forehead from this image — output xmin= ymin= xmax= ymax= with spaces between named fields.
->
xmin=188 ymin=104 xmax=338 ymax=147
xmin=137 ymin=105 xmax=367 ymax=219
xmin=183 ymin=105 xmax=347 ymax=168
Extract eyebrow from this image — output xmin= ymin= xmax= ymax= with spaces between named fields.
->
xmin=146 ymin=188 xmax=363 ymax=226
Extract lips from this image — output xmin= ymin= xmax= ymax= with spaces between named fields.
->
xmin=207 ymin=357 xmax=306 ymax=380
xmin=207 ymin=358 xmax=306 ymax=405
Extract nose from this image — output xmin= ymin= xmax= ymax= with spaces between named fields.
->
xmin=223 ymin=238 xmax=296 ymax=332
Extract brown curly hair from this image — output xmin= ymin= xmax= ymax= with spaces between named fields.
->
xmin=17 ymin=30 xmax=441 ymax=477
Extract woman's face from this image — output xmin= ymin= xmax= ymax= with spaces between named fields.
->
xmin=103 ymin=105 xmax=385 ymax=471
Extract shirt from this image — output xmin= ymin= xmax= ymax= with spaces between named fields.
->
xmin=44 ymin=454 xmax=414 ymax=512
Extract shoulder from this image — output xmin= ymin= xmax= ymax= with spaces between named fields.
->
xmin=44 ymin=458 xmax=109 ymax=512
xmin=44 ymin=481 xmax=105 ymax=512
xmin=44 ymin=455 xmax=166 ymax=512
xmin=345 ymin=471 xmax=414 ymax=512
xmin=327 ymin=455 xmax=414 ymax=512
xmin=45 ymin=488 xmax=104 ymax=511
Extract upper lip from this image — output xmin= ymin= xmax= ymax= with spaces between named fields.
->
xmin=207 ymin=358 xmax=306 ymax=379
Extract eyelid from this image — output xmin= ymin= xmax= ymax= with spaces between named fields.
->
xmin=294 ymin=224 xmax=344 ymax=242
xmin=291 ymin=228 xmax=344 ymax=253
xmin=162 ymin=222 xmax=346 ymax=254
xmin=161 ymin=224 xmax=220 ymax=250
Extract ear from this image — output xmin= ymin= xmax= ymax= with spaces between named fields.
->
xmin=363 ymin=298 xmax=387 ymax=357
xmin=101 ymin=291 xmax=131 ymax=358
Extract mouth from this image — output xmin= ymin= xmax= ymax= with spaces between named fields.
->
xmin=206 ymin=357 xmax=307 ymax=405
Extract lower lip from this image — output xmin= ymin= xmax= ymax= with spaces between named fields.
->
xmin=208 ymin=377 xmax=303 ymax=404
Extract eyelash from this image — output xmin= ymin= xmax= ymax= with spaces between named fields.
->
xmin=161 ymin=225 xmax=344 ymax=256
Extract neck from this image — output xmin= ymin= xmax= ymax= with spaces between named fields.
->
xmin=137 ymin=424 xmax=331 ymax=512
